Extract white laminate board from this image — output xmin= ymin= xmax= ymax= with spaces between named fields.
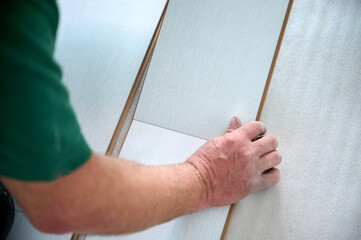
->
xmin=87 ymin=120 xmax=229 ymax=240
xmin=111 ymin=50 xmax=153 ymax=157
xmin=7 ymin=211 xmax=72 ymax=240
xmin=226 ymin=0 xmax=361 ymax=239
xmin=55 ymin=0 xmax=167 ymax=153
xmin=135 ymin=0 xmax=289 ymax=139
xmin=119 ymin=120 xmax=206 ymax=164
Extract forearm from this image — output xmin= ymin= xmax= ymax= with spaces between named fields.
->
xmin=2 ymin=119 xmax=282 ymax=235
xmin=96 ymin=156 xmax=207 ymax=233
xmin=2 ymin=153 xmax=206 ymax=234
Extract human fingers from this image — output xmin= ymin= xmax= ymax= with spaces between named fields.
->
xmin=237 ymin=121 xmax=266 ymax=140
xmin=224 ymin=116 xmax=242 ymax=134
xmin=259 ymin=150 xmax=282 ymax=172
xmin=254 ymin=134 xmax=278 ymax=156
xmin=258 ymin=168 xmax=280 ymax=190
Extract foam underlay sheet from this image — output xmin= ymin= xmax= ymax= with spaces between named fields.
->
xmin=226 ymin=0 xmax=361 ymax=239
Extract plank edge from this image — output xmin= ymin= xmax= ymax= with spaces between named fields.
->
xmin=105 ymin=0 xmax=170 ymax=155
xmin=220 ymin=0 xmax=294 ymax=239
xmin=70 ymin=1 xmax=169 ymax=240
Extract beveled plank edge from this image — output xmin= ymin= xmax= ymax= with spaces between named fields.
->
xmin=111 ymin=49 xmax=155 ymax=157
xmin=70 ymin=1 xmax=169 ymax=240
xmin=105 ymin=0 xmax=170 ymax=155
xmin=220 ymin=0 xmax=294 ymax=239
xmin=255 ymin=0 xmax=295 ymax=121
xmin=71 ymin=234 xmax=86 ymax=240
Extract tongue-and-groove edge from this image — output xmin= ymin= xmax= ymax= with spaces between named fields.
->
xmin=220 ymin=0 xmax=294 ymax=239
xmin=70 ymin=0 xmax=293 ymax=238
xmin=70 ymin=1 xmax=170 ymax=240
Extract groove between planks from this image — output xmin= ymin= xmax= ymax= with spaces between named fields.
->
xmin=220 ymin=0 xmax=294 ymax=239
xmin=71 ymin=0 xmax=292 ymax=239
xmin=106 ymin=0 xmax=170 ymax=155
xmin=70 ymin=1 xmax=169 ymax=240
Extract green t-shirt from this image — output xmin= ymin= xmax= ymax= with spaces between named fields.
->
xmin=0 ymin=0 xmax=91 ymax=181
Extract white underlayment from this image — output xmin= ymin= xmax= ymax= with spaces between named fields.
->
xmin=226 ymin=0 xmax=361 ymax=239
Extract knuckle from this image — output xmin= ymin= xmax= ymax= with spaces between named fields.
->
xmin=249 ymin=121 xmax=259 ymax=132
xmin=225 ymin=134 xmax=238 ymax=145
xmin=271 ymin=150 xmax=280 ymax=159
xmin=253 ymin=121 xmax=266 ymax=133
xmin=218 ymin=136 xmax=236 ymax=152
xmin=214 ymin=134 xmax=239 ymax=153
xmin=269 ymin=135 xmax=278 ymax=147
xmin=242 ymin=148 xmax=256 ymax=160
xmin=243 ymin=121 xmax=258 ymax=135
xmin=227 ymin=131 xmax=247 ymax=146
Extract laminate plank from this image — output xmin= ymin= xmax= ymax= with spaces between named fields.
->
xmin=55 ymin=0 xmax=167 ymax=153
xmin=86 ymin=1 xmax=289 ymax=239
xmin=119 ymin=120 xmax=206 ymax=164
xmin=87 ymin=120 xmax=228 ymax=240
xmin=7 ymin=211 xmax=72 ymax=240
xmin=220 ymin=1 xmax=294 ymax=237
xmin=86 ymin=1 xmax=291 ymax=239
xmin=225 ymin=0 xmax=361 ymax=239
xmin=135 ymin=0 xmax=289 ymax=139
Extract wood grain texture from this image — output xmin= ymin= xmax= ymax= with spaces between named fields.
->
xmin=135 ymin=0 xmax=289 ymax=139
xmin=87 ymin=120 xmax=229 ymax=240
xmin=6 ymin=211 xmax=71 ymax=240
xmin=55 ymin=0 xmax=167 ymax=153
xmin=225 ymin=0 xmax=361 ymax=239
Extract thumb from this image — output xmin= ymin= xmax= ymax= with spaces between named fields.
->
xmin=225 ymin=116 xmax=242 ymax=134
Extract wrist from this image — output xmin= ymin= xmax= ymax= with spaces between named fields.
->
xmin=182 ymin=160 xmax=212 ymax=211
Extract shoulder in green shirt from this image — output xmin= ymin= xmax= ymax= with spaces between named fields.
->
xmin=0 ymin=0 xmax=91 ymax=181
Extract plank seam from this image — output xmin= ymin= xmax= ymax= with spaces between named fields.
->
xmin=113 ymin=0 xmax=169 ymax=155
xmin=105 ymin=0 xmax=170 ymax=155
xmin=220 ymin=0 xmax=294 ymax=239
xmin=133 ymin=119 xmax=208 ymax=140
xmin=111 ymin=50 xmax=155 ymax=156
xmin=70 ymin=1 xmax=169 ymax=240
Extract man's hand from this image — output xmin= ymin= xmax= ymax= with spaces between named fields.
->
xmin=187 ymin=117 xmax=281 ymax=208
xmin=1 ymin=116 xmax=281 ymax=235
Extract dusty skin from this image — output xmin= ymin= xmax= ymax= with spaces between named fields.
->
xmin=187 ymin=116 xmax=281 ymax=208
xmin=1 ymin=117 xmax=281 ymax=235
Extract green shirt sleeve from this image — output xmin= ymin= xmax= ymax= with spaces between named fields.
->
xmin=0 ymin=0 xmax=91 ymax=181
